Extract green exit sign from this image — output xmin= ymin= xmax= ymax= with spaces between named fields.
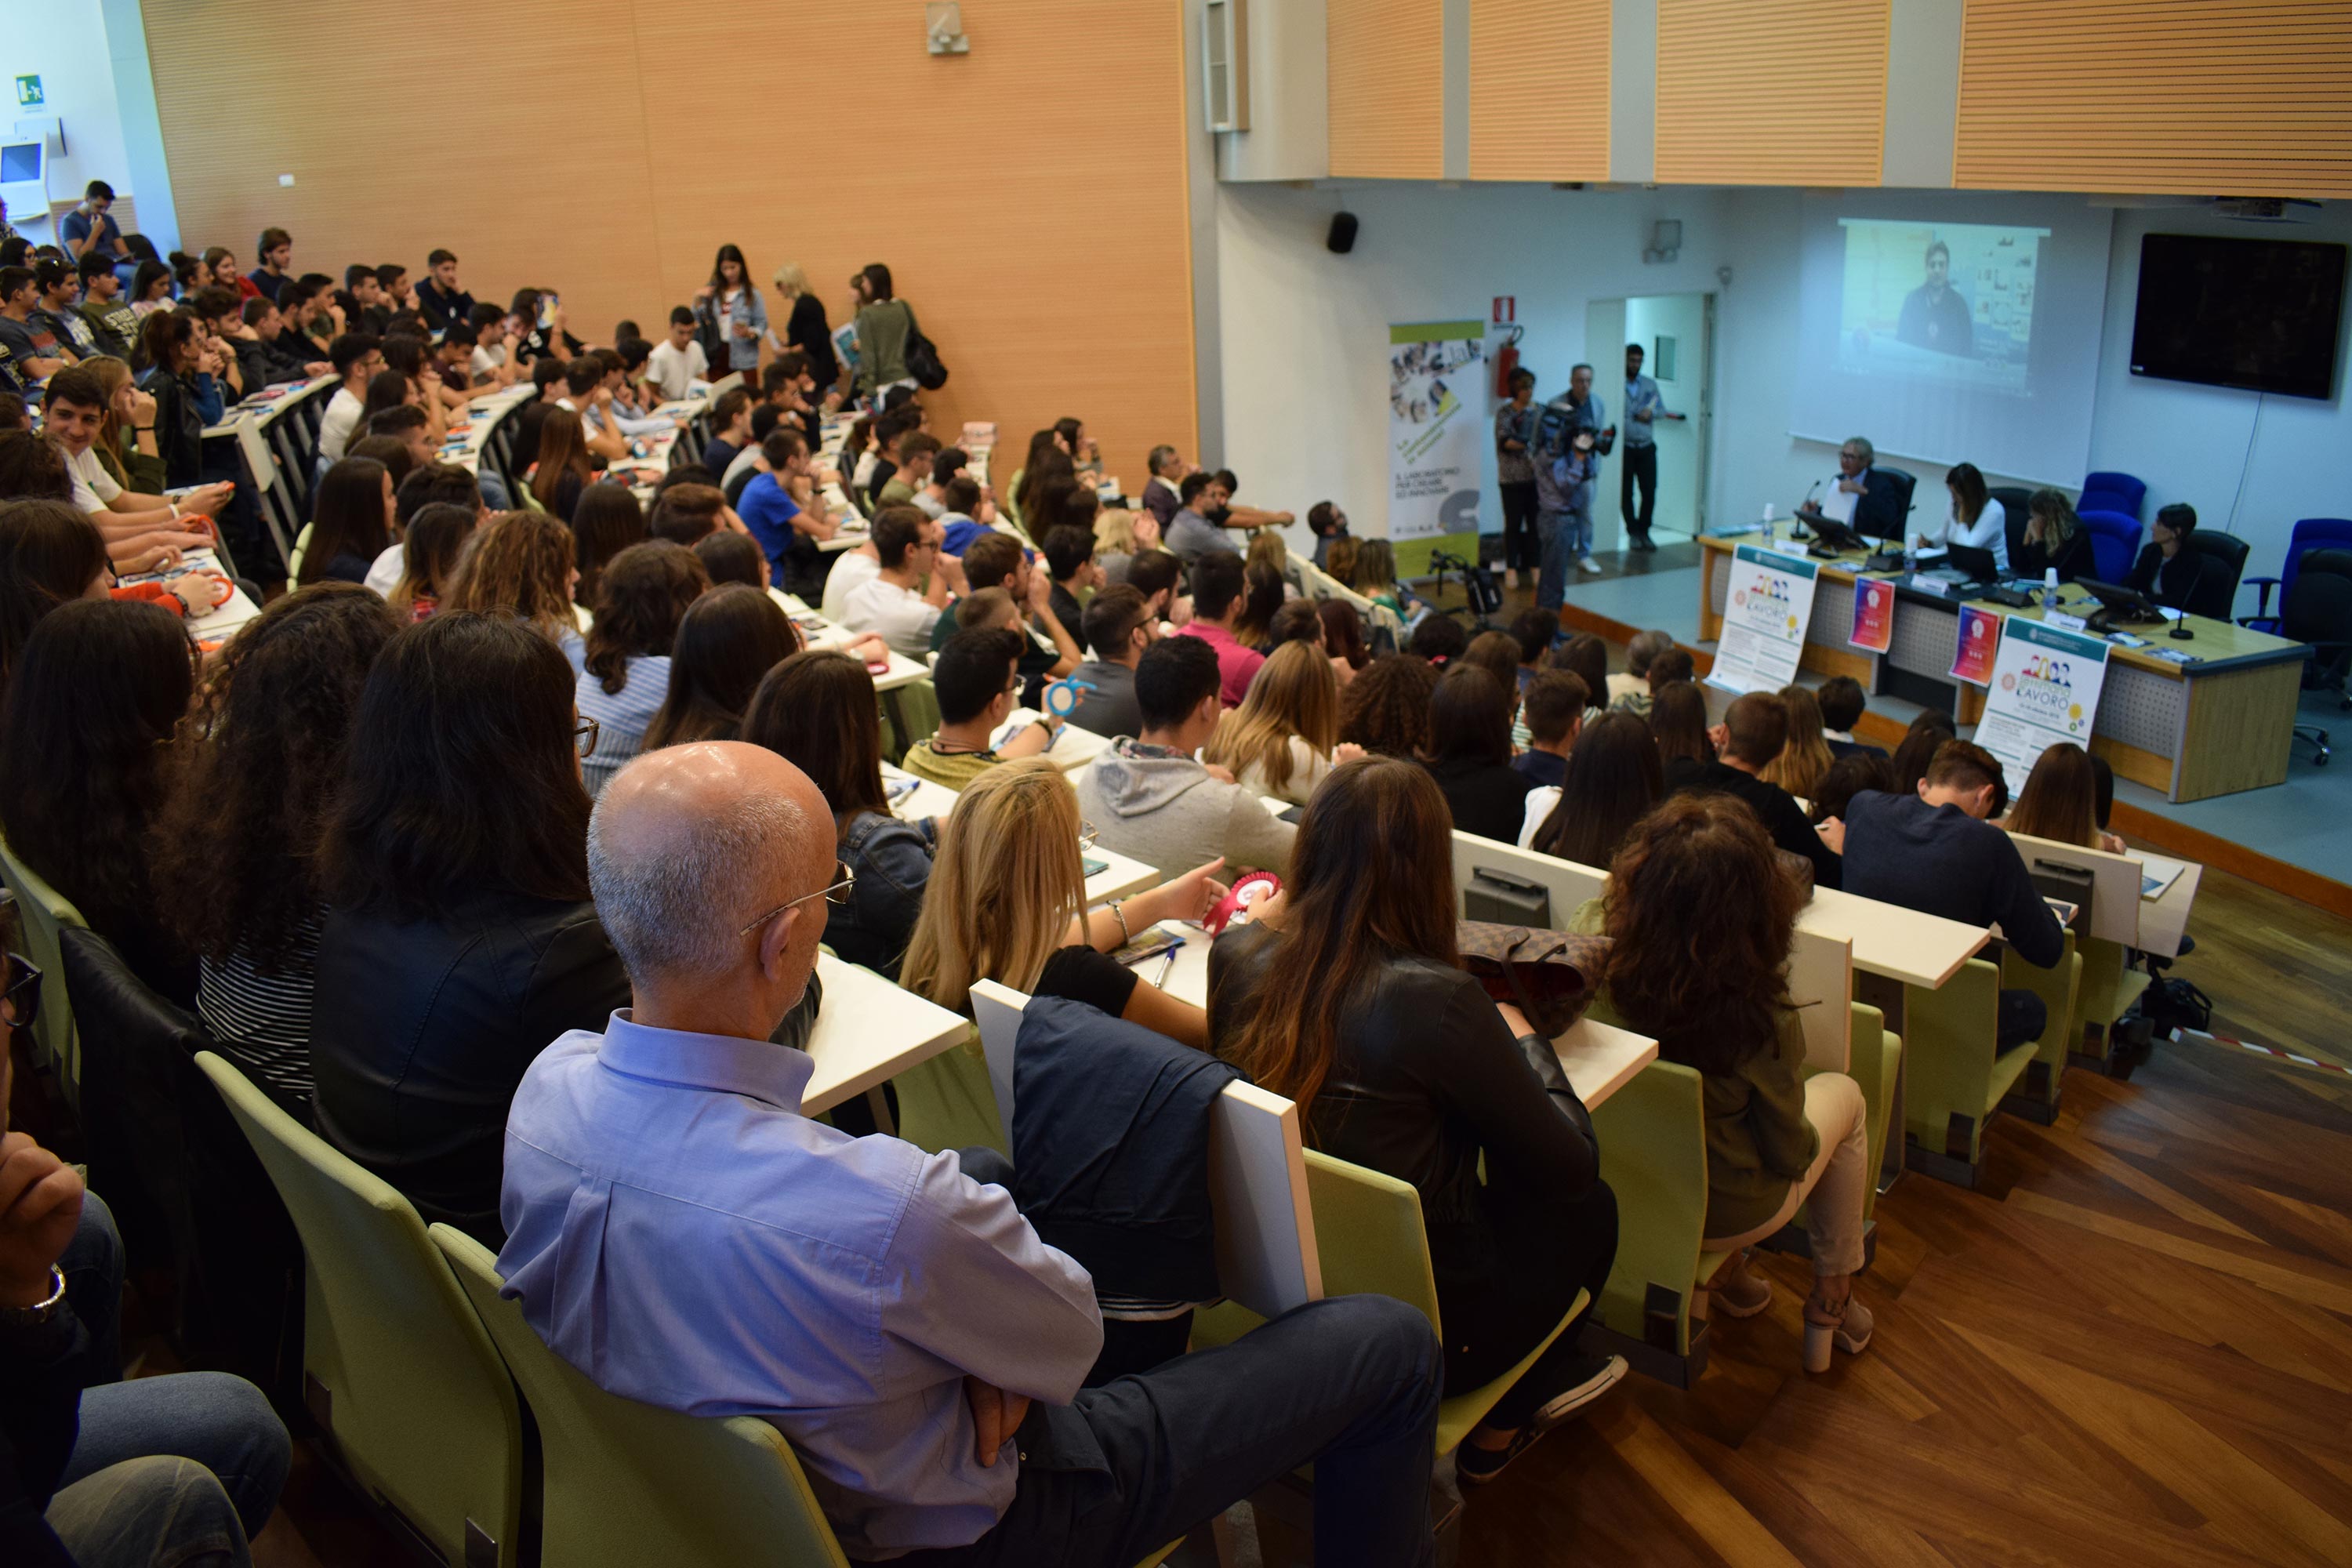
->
xmin=13 ymin=76 xmax=41 ymax=107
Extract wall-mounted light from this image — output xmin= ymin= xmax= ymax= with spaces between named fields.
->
xmin=1642 ymin=220 xmax=1682 ymax=265
xmin=926 ymin=2 xmax=969 ymax=55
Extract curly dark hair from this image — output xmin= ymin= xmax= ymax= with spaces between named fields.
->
xmin=583 ymin=541 xmax=707 ymax=695
xmin=1336 ymin=653 xmax=1438 ymax=758
xmin=151 ymin=583 xmax=402 ymax=971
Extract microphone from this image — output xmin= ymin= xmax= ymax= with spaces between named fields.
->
xmin=2171 ymin=557 xmax=2206 ymax=638
xmin=1799 ymin=479 xmax=1821 ymax=514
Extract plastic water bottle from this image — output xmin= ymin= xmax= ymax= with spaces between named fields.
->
xmin=2044 ymin=568 xmax=2060 ymax=608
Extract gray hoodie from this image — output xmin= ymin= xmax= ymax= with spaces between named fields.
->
xmin=1076 ymin=739 xmax=1298 ymax=881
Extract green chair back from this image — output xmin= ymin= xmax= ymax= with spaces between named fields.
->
xmin=430 ymin=1225 xmax=852 ymax=1568
xmin=1903 ymin=956 xmax=2039 ymax=1171
xmin=286 ymin=521 xmax=314 ymax=594
xmin=0 ymin=832 xmax=84 ymax=1101
xmin=194 ymin=1053 xmax=522 ymax=1566
xmin=1588 ymin=1059 xmax=1711 ymax=1357
xmin=2003 ymin=931 xmax=2082 ymax=1112
xmin=890 ymin=1028 xmax=1008 ymax=1157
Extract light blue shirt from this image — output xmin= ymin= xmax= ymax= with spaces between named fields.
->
xmin=499 ymin=1013 xmax=1101 ymax=1558
xmin=1622 ymin=373 xmax=1672 ymax=448
xmin=575 ymin=654 xmax=672 ymax=797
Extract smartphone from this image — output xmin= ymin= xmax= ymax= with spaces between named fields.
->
xmin=537 ymin=293 xmax=558 ymax=331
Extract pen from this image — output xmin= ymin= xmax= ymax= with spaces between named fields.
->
xmin=1153 ymin=949 xmax=1177 ymax=990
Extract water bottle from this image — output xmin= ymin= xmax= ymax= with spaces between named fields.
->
xmin=2044 ymin=568 xmax=2060 ymax=608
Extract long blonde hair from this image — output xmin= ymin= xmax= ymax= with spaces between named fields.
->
xmin=1203 ymin=641 xmax=1338 ymax=797
xmin=1761 ymin=684 xmax=1835 ymax=801
xmin=1093 ymin=506 xmax=1140 ymax=557
xmin=900 ymin=760 xmax=1087 ymax=1014
xmin=82 ymin=356 xmax=139 ymax=488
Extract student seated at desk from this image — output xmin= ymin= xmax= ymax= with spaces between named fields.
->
xmin=1511 ymin=670 xmax=1587 ymax=790
xmin=643 ymin=583 xmax=799 ymax=750
xmin=1338 ymin=652 xmax=1439 ymax=759
xmin=1171 ymin=552 xmax=1265 ymax=709
xmin=2000 ymin=741 xmax=2125 ymax=855
xmin=739 ymin=429 xmax=838 ymax=599
xmin=1648 ymin=678 xmax=1713 ymax=770
xmin=575 ymin=542 xmax=710 ymax=797
xmin=1420 ymin=665 xmax=1535 ymax=845
xmin=1761 ymin=684 xmax=1835 ymax=803
xmin=298 ymin=456 xmax=395 ymax=587
xmin=1888 ymin=709 xmax=1956 ymax=795
xmin=1806 ymin=751 xmax=1893 ymax=831
xmin=2015 ymin=488 xmax=2093 ymax=584
xmin=1064 ymin=585 xmax=1153 ymax=740
xmin=1816 ymin=675 xmax=1886 ymax=762
xmin=1606 ymin=628 xmax=1672 ymax=706
xmin=1593 ymin=793 xmax=1875 ymax=1374
xmin=1911 ymin=462 xmax=2009 ymax=574
xmin=1838 ymin=740 xmax=2065 ymax=1050
xmin=441 ymin=510 xmax=590 ymax=673
xmin=502 ymin=743 xmax=1443 ymax=1568
xmin=900 ymin=626 xmax=1065 ymax=789
xmin=933 ymin=533 xmax=1080 ymax=698
xmin=1210 ymin=757 xmax=1626 ymax=1483
xmin=1523 ymin=710 xmax=1661 ymax=859
xmin=1076 ymin=634 xmax=1298 ymax=879
xmin=2128 ymin=503 xmax=2210 ymax=612
xmin=1609 ymin=645 xmax=1692 ymax=719
xmin=837 ymin=506 xmax=948 ymax=658
xmin=1202 ymin=640 xmax=1361 ymax=807
xmin=1664 ymin=692 xmax=1842 ymax=890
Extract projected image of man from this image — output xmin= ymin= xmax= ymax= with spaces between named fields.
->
xmin=1898 ymin=240 xmax=1973 ymax=358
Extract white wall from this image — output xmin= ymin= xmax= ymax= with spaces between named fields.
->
xmin=0 ymin=2 xmax=133 ymax=225
xmin=1622 ymin=291 xmax=1709 ymax=538
xmin=1214 ymin=179 xmax=2352 ymax=594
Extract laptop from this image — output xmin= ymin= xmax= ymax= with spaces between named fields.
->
xmin=1944 ymin=542 xmax=2001 ymax=586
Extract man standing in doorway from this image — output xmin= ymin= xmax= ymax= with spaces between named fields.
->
xmin=1621 ymin=343 xmax=1684 ymax=554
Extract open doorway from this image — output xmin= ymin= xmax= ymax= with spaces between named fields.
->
xmin=1586 ymin=293 xmax=1714 ymax=554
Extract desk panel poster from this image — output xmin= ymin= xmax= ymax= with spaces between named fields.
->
xmin=1709 ymin=545 xmax=1820 ymax=695
xmin=1849 ymin=577 xmax=1895 ymax=654
xmin=1975 ymin=619 xmax=2111 ymax=786
xmin=1949 ymin=604 xmax=2002 ymax=686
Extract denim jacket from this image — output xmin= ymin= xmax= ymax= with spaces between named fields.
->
xmin=827 ymin=811 xmax=937 ymax=978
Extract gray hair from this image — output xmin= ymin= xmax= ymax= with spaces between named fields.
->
xmin=586 ymin=779 xmax=815 ymax=982
xmin=1148 ymin=444 xmax=1179 ymax=475
xmin=1842 ymin=436 xmax=1875 ymax=466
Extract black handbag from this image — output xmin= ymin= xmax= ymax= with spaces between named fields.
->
xmin=904 ymin=309 xmax=949 ymax=390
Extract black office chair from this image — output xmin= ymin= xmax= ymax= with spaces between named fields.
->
xmin=1990 ymin=486 xmax=2034 ymax=567
xmin=2282 ymin=549 xmax=2352 ymax=766
xmin=2182 ymin=531 xmax=2250 ymax=622
xmin=1875 ymin=467 xmax=1918 ymax=541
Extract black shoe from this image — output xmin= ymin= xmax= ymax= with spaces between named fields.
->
xmin=1633 ymin=535 xmax=1658 ymax=553
xmin=1456 ymin=1425 xmax=1543 ymax=1486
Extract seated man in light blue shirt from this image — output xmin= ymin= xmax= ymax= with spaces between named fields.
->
xmin=499 ymin=742 xmax=1443 ymax=1566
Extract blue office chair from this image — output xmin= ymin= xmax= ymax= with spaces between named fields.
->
xmin=2241 ymin=518 xmax=2352 ymax=635
xmin=2078 ymin=510 xmax=2143 ymax=584
xmin=2079 ymin=472 xmax=2147 ymax=522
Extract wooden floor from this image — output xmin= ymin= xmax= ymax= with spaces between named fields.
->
xmin=1463 ymin=858 xmax=2352 ymax=1567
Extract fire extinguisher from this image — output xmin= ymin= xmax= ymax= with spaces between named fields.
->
xmin=1492 ymin=325 xmax=1524 ymax=398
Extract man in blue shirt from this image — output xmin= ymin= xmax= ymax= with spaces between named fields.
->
xmin=58 ymin=182 xmax=127 ymax=267
xmin=1620 ymin=343 xmax=1683 ymax=554
xmin=499 ymin=743 xmax=1443 ymax=1566
xmin=1530 ymin=364 xmax=1609 ymax=607
xmin=738 ymin=427 xmax=837 ymax=597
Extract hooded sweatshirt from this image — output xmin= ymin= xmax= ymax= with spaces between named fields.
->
xmin=1076 ymin=739 xmax=1298 ymax=881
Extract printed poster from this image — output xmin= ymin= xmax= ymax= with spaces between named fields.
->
xmin=1708 ymin=545 xmax=1820 ymax=695
xmin=1974 ymin=618 xmax=2111 ymax=786
xmin=1386 ymin=321 xmax=1486 ymax=549
xmin=1849 ymin=577 xmax=1894 ymax=654
xmin=1949 ymin=604 xmax=2002 ymax=686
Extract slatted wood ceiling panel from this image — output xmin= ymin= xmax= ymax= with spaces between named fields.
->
xmin=1656 ymin=0 xmax=1887 ymax=186
xmin=1329 ymin=0 xmax=1446 ymax=180
xmin=1468 ymin=0 xmax=1612 ymax=181
xmin=140 ymin=0 xmax=1196 ymax=483
xmin=1955 ymin=1 xmax=2352 ymax=198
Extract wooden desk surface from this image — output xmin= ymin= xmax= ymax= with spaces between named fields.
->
xmin=1697 ymin=533 xmax=2305 ymax=678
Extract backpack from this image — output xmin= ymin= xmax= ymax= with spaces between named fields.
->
xmin=904 ymin=308 xmax=949 ymax=390
xmin=2136 ymin=975 xmax=2212 ymax=1039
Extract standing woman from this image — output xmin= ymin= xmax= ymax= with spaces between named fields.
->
xmin=1211 ymin=757 xmax=1624 ymax=1480
xmin=771 ymin=263 xmax=839 ymax=397
xmin=851 ymin=263 xmax=916 ymax=404
xmin=695 ymin=245 xmax=768 ymax=383
xmin=136 ymin=310 xmax=224 ymax=488
xmin=575 ymin=540 xmax=709 ymax=795
xmin=642 ymin=583 xmax=800 ymax=750
xmin=528 ymin=408 xmax=596 ymax=524
xmin=1494 ymin=368 xmax=1541 ymax=591
xmin=299 ymin=456 xmax=395 ymax=586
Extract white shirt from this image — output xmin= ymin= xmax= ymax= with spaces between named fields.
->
xmin=1918 ymin=497 xmax=2009 ymax=574
xmin=64 ymin=445 xmax=122 ymax=514
xmin=644 ymin=339 xmax=708 ymax=402
xmin=821 ymin=550 xmax=881 ymax=623
xmin=318 ymin=386 xmax=365 ymax=466
xmin=1519 ymin=787 xmax=1561 ymax=850
xmin=470 ymin=343 xmax=506 ymax=377
xmin=364 ymin=542 xmax=406 ymax=597
xmin=839 ymin=576 xmax=942 ymax=658
xmin=1235 ymin=736 xmax=1334 ymax=808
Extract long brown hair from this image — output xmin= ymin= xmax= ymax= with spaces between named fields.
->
xmin=1338 ymin=653 xmax=1437 ymax=757
xmin=1947 ymin=461 xmax=1988 ymax=526
xmin=1648 ymin=679 xmax=1711 ymax=765
xmin=583 ymin=541 xmax=707 ymax=695
xmin=1203 ymin=640 xmax=1339 ymax=795
xmin=0 ymin=500 xmax=109 ymax=692
xmin=1214 ymin=757 xmax=1457 ymax=1127
xmin=441 ymin=510 xmax=579 ymax=648
xmin=740 ymin=650 xmax=889 ymax=833
xmin=1424 ymin=664 xmax=1512 ymax=768
xmin=644 ymin=583 xmax=799 ymax=750
xmin=571 ymin=482 xmax=646 ymax=606
xmin=1601 ymin=792 xmax=1803 ymax=1077
xmin=531 ymin=408 xmax=595 ymax=513
xmin=80 ymin=356 xmax=139 ymax=488
xmin=1761 ymin=684 xmax=1834 ymax=801
xmin=1316 ymin=599 xmax=1368 ymax=671
xmin=299 ymin=456 xmax=391 ymax=586
xmin=900 ymin=760 xmax=1087 ymax=1014
xmin=2002 ymin=742 xmax=2102 ymax=848
xmin=1534 ymin=711 xmax=1663 ymax=866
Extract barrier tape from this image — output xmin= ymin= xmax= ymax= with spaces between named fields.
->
xmin=2172 ymin=1025 xmax=2352 ymax=1078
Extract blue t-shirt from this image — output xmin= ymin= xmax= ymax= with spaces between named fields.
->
xmin=940 ymin=514 xmax=988 ymax=556
xmin=60 ymin=208 xmax=123 ymax=259
xmin=738 ymin=472 xmax=804 ymax=584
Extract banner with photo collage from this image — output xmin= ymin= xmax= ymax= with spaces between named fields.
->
xmin=1386 ymin=322 xmax=1486 ymax=569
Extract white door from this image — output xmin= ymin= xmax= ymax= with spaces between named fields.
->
xmin=1620 ymin=292 xmax=1713 ymax=543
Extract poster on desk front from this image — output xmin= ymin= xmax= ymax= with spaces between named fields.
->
xmin=1975 ymin=619 xmax=2111 ymax=786
xmin=1849 ymin=577 xmax=1894 ymax=654
xmin=1386 ymin=322 xmax=1486 ymax=554
xmin=1708 ymin=545 xmax=1820 ymax=695
xmin=1949 ymin=605 xmax=2002 ymax=686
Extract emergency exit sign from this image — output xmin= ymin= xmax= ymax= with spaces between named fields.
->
xmin=14 ymin=75 xmax=42 ymax=107
xmin=1493 ymin=296 xmax=1515 ymax=325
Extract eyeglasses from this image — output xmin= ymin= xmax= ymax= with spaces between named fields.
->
xmin=2 ymin=950 xmax=41 ymax=1032
xmin=1078 ymin=820 xmax=1099 ymax=851
xmin=574 ymin=716 xmax=601 ymax=758
xmin=735 ymin=862 xmax=857 ymax=936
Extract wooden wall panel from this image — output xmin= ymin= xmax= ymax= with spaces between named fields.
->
xmin=140 ymin=0 xmax=1196 ymax=485
xmin=1655 ymin=0 xmax=1887 ymax=186
xmin=1468 ymin=0 xmax=1611 ymax=182
xmin=1955 ymin=1 xmax=2352 ymax=198
xmin=1328 ymin=0 xmax=1446 ymax=180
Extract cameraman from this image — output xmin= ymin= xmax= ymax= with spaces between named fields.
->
xmin=1532 ymin=363 xmax=1612 ymax=606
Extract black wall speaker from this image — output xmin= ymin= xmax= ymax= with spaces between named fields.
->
xmin=1327 ymin=212 xmax=1359 ymax=254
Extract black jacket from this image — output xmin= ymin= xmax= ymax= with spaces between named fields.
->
xmin=1209 ymin=926 xmax=1598 ymax=1337
xmin=1665 ymin=756 xmax=1843 ymax=890
xmin=139 ymin=365 xmax=207 ymax=488
xmin=1852 ymin=468 xmax=1909 ymax=543
xmin=2016 ymin=523 xmax=2094 ymax=584
xmin=829 ymin=811 xmax=935 ymax=978
xmin=0 ymin=1302 xmax=85 ymax=1567
xmin=309 ymin=890 xmax=633 ymax=1243
xmin=2127 ymin=541 xmax=2210 ymax=613
xmin=1841 ymin=790 xmax=2064 ymax=968
xmin=1422 ymin=755 xmax=1537 ymax=844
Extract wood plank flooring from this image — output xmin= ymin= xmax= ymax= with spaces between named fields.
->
xmin=1464 ymin=861 xmax=2352 ymax=1566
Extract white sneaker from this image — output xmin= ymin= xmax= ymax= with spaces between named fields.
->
xmin=1577 ymin=555 xmax=1602 ymax=574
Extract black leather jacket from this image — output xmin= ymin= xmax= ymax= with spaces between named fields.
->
xmin=1208 ymin=924 xmax=1597 ymax=1298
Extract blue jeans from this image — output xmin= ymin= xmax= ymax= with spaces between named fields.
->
xmin=49 ymin=1195 xmax=292 ymax=1560
xmin=892 ymin=1294 xmax=1442 ymax=1568
xmin=1535 ymin=509 xmax=1572 ymax=608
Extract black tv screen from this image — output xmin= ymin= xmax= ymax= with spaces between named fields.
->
xmin=2130 ymin=232 xmax=2347 ymax=401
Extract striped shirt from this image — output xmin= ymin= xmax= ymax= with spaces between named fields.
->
xmin=577 ymin=654 xmax=671 ymax=797
xmin=196 ymin=907 xmax=327 ymax=1107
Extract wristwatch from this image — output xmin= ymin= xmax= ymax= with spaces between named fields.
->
xmin=0 ymin=1266 xmax=67 ymax=1328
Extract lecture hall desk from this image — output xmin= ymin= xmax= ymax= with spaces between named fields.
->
xmin=1697 ymin=533 xmax=2311 ymax=803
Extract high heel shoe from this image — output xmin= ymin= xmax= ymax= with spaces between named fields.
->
xmin=1802 ymin=1292 xmax=1874 ymax=1372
